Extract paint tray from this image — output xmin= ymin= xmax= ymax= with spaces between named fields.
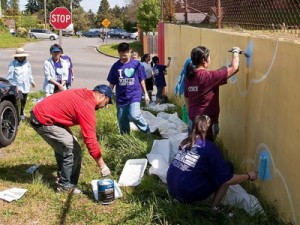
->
xmin=91 ymin=180 xmax=122 ymax=201
xmin=118 ymin=158 xmax=148 ymax=186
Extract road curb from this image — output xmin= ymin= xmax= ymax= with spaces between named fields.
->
xmin=95 ymin=46 xmax=119 ymax=59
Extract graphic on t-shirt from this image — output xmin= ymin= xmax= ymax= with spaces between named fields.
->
xmin=119 ymin=78 xmax=135 ymax=86
xmin=153 ymin=68 xmax=159 ymax=76
xmin=124 ymin=68 xmax=135 ymax=77
xmin=118 ymin=69 xmax=123 ymax=78
xmin=118 ymin=68 xmax=136 ymax=86
xmin=55 ymin=68 xmax=63 ymax=83
xmin=172 ymin=148 xmax=200 ymax=171
xmin=188 ymin=86 xmax=198 ymax=92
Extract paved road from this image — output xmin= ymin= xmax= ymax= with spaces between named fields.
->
xmin=0 ymin=37 xmax=122 ymax=91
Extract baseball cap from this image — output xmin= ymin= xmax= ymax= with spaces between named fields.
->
xmin=93 ymin=85 xmax=113 ymax=104
xmin=51 ymin=47 xmax=62 ymax=53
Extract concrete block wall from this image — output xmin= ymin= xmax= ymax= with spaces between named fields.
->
xmin=163 ymin=23 xmax=300 ymax=224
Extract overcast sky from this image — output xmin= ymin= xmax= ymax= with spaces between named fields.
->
xmin=19 ymin=0 xmax=126 ymax=13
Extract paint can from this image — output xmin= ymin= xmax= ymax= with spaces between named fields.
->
xmin=97 ymin=179 xmax=115 ymax=204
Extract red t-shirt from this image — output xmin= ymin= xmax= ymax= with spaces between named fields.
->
xmin=184 ymin=68 xmax=228 ymax=123
xmin=33 ymin=88 xmax=101 ymax=160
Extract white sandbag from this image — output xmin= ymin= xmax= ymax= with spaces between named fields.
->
xmin=168 ymin=133 xmax=188 ymax=160
xmin=223 ymin=184 xmax=265 ymax=216
xmin=147 ymin=153 xmax=169 ymax=184
xmin=149 ymin=139 xmax=171 ymax=162
xmin=141 ymin=111 xmax=168 ymax=133
xmin=144 ymin=103 xmax=176 ymax=112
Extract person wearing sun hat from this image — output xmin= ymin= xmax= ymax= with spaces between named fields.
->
xmin=30 ymin=84 xmax=113 ymax=194
xmin=43 ymin=44 xmax=68 ymax=96
xmin=7 ymin=48 xmax=35 ymax=121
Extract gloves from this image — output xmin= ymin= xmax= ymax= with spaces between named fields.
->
xmin=100 ymin=164 xmax=111 ymax=177
xmin=231 ymin=47 xmax=241 ymax=53
xmin=145 ymin=93 xmax=150 ymax=105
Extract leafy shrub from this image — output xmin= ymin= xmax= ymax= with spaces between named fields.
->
xmin=16 ymin=27 xmax=28 ymax=37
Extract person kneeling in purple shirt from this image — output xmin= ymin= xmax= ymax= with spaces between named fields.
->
xmin=167 ymin=115 xmax=257 ymax=218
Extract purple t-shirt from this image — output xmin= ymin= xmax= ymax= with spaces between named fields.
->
xmin=107 ymin=58 xmax=146 ymax=106
xmin=53 ymin=60 xmax=63 ymax=83
xmin=153 ymin=64 xmax=167 ymax=87
xmin=61 ymin=55 xmax=73 ymax=85
xmin=166 ymin=138 xmax=233 ymax=203
xmin=184 ymin=68 xmax=228 ymax=123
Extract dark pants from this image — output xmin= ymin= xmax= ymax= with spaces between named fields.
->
xmin=20 ymin=93 xmax=28 ymax=116
xmin=30 ymin=113 xmax=82 ymax=190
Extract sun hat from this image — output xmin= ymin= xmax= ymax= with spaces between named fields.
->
xmin=93 ymin=85 xmax=113 ymax=104
xmin=13 ymin=48 xmax=29 ymax=57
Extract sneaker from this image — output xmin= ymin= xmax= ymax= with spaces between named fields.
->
xmin=56 ymin=186 xmax=82 ymax=195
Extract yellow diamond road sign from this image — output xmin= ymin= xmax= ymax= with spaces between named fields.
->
xmin=101 ymin=18 xmax=111 ymax=28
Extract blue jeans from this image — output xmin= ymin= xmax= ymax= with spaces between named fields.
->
xmin=31 ymin=121 xmax=82 ymax=190
xmin=117 ymin=102 xmax=149 ymax=134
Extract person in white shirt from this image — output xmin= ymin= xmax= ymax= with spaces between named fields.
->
xmin=7 ymin=48 xmax=35 ymax=121
xmin=141 ymin=54 xmax=154 ymax=102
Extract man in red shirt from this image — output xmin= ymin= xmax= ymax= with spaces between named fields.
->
xmin=30 ymin=85 xmax=113 ymax=194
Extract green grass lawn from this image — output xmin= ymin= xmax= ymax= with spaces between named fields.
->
xmin=98 ymin=41 xmax=143 ymax=58
xmin=0 ymin=32 xmax=35 ymax=48
xmin=0 ymin=93 xmax=287 ymax=225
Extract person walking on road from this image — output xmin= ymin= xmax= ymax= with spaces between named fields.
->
xmin=43 ymin=44 xmax=68 ymax=96
xmin=107 ymin=42 xmax=150 ymax=134
xmin=7 ymin=48 xmax=35 ymax=121
xmin=30 ymin=85 xmax=113 ymax=194
xmin=184 ymin=46 xmax=240 ymax=142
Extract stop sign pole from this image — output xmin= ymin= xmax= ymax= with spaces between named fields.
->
xmin=50 ymin=7 xmax=72 ymax=46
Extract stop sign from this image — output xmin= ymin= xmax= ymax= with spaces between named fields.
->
xmin=50 ymin=7 xmax=72 ymax=30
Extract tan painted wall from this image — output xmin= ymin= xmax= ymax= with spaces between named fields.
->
xmin=163 ymin=24 xmax=300 ymax=224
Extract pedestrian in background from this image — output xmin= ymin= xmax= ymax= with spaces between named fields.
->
xmin=151 ymin=56 xmax=171 ymax=104
xmin=107 ymin=42 xmax=150 ymax=134
xmin=43 ymin=44 xmax=68 ymax=96
xmin=141 ymin=53 xmax=154 ymax=102
xmin=7 ymin=48 xmax=35 ymax=121
xmin=30 ymin=85 xmax=113 ymax=194
xmin=131 ymin=51 xmax=139 ymax=60
xmin=60 ymin=48 xmax=74 ymax=89
xmin=184 ymin=46 xmax=240 ymax=141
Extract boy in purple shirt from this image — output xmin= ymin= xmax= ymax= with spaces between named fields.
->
xmin=107 ymin=42 xmax=150 ymax=134
xmin=151 ymin=56 xmax=171 ymax=104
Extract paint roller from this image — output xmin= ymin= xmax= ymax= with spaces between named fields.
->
xmin=228 ymin=41 xmax=253 ymax=66
xmin=257 ymin=149 xmax=272 ymax=181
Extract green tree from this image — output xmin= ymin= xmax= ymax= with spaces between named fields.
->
xmin=137 ymin=0 xmax=160 ymax=33
xmin=86 ymin=9 xmax=96 ymax=28
xmin=97 ymin=0 xmax=109 ymax=15
xmin=25 ymin=0 xmax=39 ymax=14
xmin=72 ymin=6 xmax=89 ymax=33
xmin=5 ymin=0 xmax=19 ymax=15
xmin=124 ymin=0 xmax=142 ymax=23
